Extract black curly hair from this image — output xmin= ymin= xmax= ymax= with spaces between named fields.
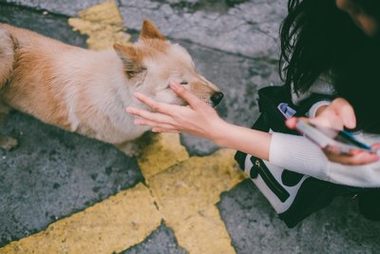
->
xmin=280 ymin=0 xmax=380 ymax=132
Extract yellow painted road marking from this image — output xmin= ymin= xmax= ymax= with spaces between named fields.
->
xmin=147 ymin=149 xmax=243 ymax=254
xmin=68 ymin=0 xmax=131 ymax=50
xmin=0 ymin=1 xmax=247 ymax=253
xmin=137 ymin=133 xmax=189 ymax=178
xmin=0 ymin=184 xmax=162 ymax=254
xmin=148 ymin=149 xmax=243 ymax=224
xmin=174 ymin=206 xmax=236 ymax=254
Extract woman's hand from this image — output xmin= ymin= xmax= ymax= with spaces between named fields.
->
xmin=303 ymin=97 xmax=356 ymax=130
xmin=126 ymin=82 xmax=272 ymax=159
xmin=126 ymin=82 xmax=227 ymax=142
xmin=286 ymin=98 xmax=380 ymax=165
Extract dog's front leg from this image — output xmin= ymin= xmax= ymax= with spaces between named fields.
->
xmin=116 ymin=141 xmax=141 ymax=156
xmin=0 ymin=103 xmax=18 ymax=151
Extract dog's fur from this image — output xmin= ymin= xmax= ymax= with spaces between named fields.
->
xmin=0 ymin=20 xmax=221 ymax=150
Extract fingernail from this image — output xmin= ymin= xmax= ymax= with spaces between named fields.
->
xmin=134 ymin=119 xmax=141 ymax=125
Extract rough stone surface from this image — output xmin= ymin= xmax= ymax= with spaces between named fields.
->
xmin=2 ymin=1 xmax=380 ymax=253
xmin=0 ymin=3 xmax=87 ymax=47
xmin=0 ymin=184 xmax=162 ymax=254
xmin=0 ymin=5 xmax=144 ymax=247
xmin=170 ymin=205 xmax=236 ymax=254
xmin=145 ymin=149 xmax=244 ymax=253
xmin=122 ymin=223 xmax=187 ymax=254
xmin=218 ymin=180 xmax=380 ymax=254
xmin=68 ymin=0 xmax=131 ymax=50
xmin=118 ymin=0 xmax=286 ymax=58
xmin=0 ymin=0 xmax=104 ymax=16
xmin=0 ymin=112 xmax=143 ymax=247
xmin=2 ymin=0 xmax=287 ymax=58
xmin=148 ymin=149 xmax=244 ymax=223
xmin=137 ymin=133 xmax=190 ymax=178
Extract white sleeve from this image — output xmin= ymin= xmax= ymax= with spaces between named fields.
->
xmin=269 ymin=132 xmax=380 ymax=187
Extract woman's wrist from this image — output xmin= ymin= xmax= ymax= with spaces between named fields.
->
xmin=209 ymin=120 xmax=234 ymax=147
xmin=210 ymin=121 xmax=271 ymax=161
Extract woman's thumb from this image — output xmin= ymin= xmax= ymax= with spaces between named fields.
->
xmin=331 ymin=98 xmax=356 ymax=129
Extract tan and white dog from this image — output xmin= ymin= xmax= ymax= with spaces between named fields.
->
xmin=0 ymin=20 xmax=223 ymax=151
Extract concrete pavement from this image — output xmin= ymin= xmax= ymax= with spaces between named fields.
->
xmin=1 ymin=0 xmax=380 ymax=253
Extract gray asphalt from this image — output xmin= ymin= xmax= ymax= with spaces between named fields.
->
xmin=1 ymin=0 xmax=380 ymax=253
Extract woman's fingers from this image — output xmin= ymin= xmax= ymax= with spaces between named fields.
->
xmin=127 ymin=107 xmax=180 ymax=132
xmin=152 ymin=127 xmax=180 ymax=133
xmin=169 ymin=82 xmax=205 ymax=109
xmin=330 ymin=98 xmax=356 ymax=129
xmin=372 ymin=143 xmax=380 ymax=151
xmin=285 ymin=116 xmax=333 ymax=131
xmin=323 ymin=147 xmax=379 ymax=165
xmin=133 ymin=93 xmax=173 ymax=114
xmin=134 ymin=118 xmax=176 ymax=130
xmin=126 ymin=106 xmax=175 ymax=125
xmin=285 ymin=117 xmax=309 ymax=129
xmin=285 ymin=117 xmax=298 ymax=129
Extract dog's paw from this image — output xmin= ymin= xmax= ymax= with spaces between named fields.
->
xmin=0 ymin=136 xmax=18 ymax=151
xmin=116 ymin=142 xmax=140 ymax=156
xmin=115 ymin=133 xmax=155 ymax=156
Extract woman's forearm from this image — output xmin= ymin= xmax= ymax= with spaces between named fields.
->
xmin=211 ymin=121 xmax=380 ymax=187
xmin=270 ymin=132 xmax=380 ymax=187
xmin=212 ymin=121 xmax=272 ymax=161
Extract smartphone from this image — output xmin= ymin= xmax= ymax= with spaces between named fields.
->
xmin=295 ymin=119 xmax=373 ymax=154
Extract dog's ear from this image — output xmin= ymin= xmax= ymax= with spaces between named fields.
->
xmin=139 ymin=20 xmax=166 ymax=41
xmin=114 ymin=44 xmax=146 ymax=79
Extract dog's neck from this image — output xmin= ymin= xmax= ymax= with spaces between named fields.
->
xmin=119 ymin=68 xmax=150 ymax=112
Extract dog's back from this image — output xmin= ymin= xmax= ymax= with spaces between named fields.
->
xmin=0 ymin=24 xmax=16 ymax=88
xmin=0 ymin=24 xmax=81 ymax=129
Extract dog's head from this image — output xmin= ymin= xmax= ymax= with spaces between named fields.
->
xmin=114 ymin=20 xmax=223 ymax=107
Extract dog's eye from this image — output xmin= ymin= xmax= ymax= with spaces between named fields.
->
xmin=180 ymin=81 xmax=188 ymax=85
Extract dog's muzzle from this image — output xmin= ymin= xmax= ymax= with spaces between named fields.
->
xmin=211 ymin=91 xmax=224 ymax=106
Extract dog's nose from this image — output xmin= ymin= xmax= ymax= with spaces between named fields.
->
xmin=211 ymin=92 xmax=224 ymax=106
